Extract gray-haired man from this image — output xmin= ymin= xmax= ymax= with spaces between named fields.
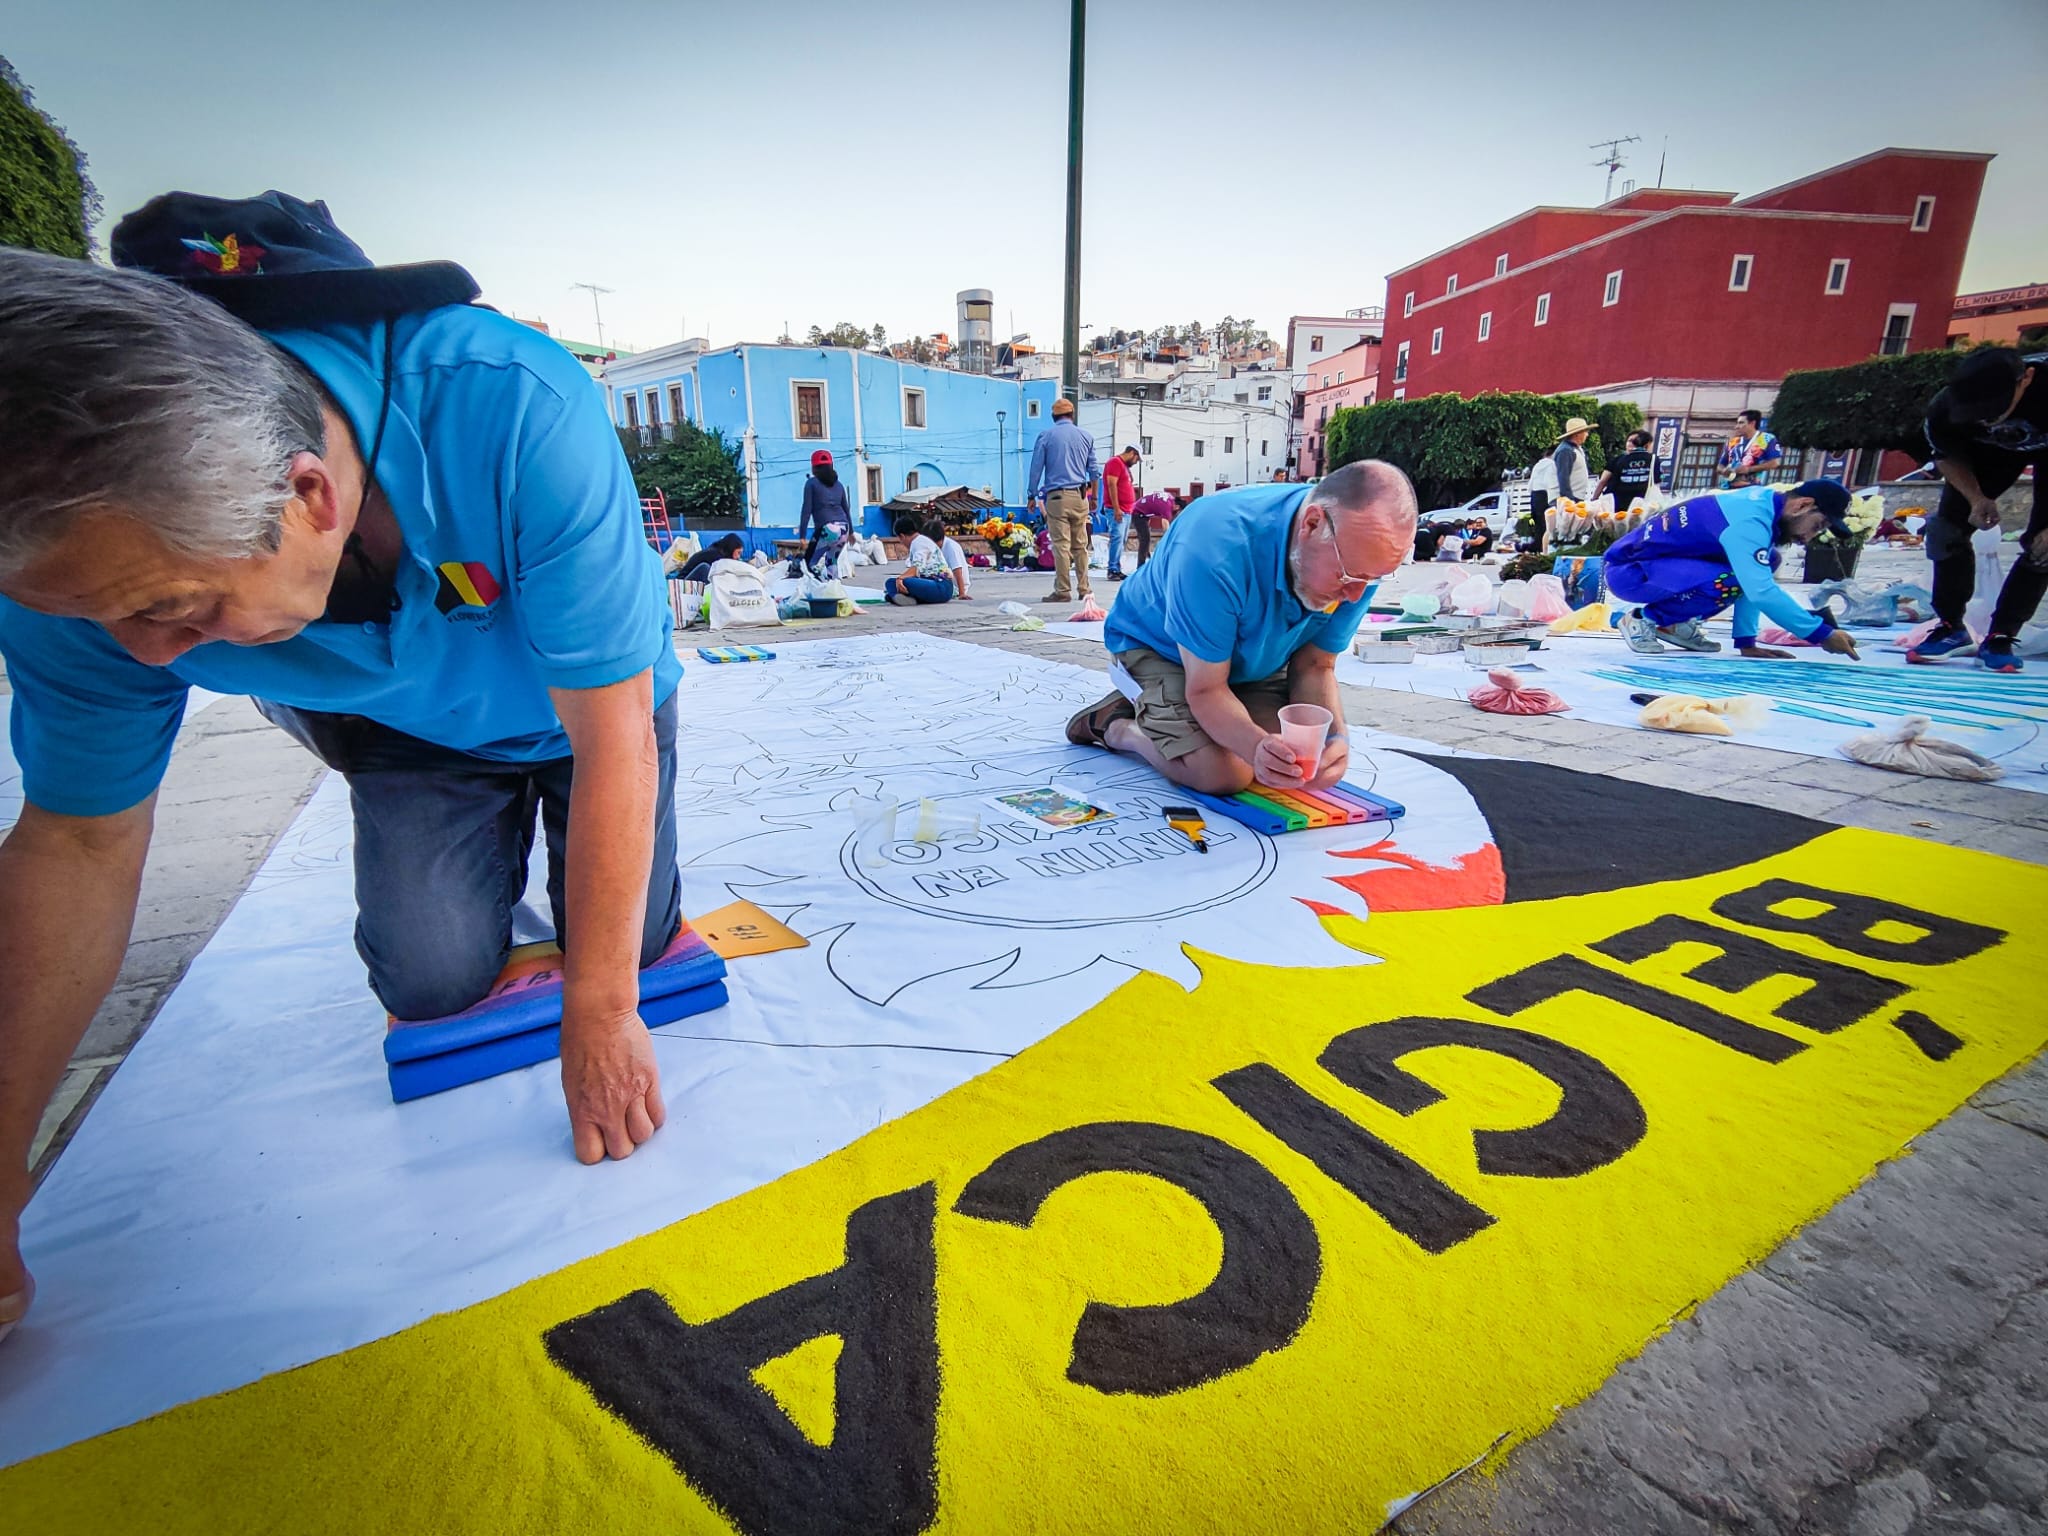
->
xmin=0 ymin=194 xmax=683 ymax=1345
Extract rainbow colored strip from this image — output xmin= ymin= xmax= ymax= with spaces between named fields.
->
xmin=1181 ymin=781 xmax=1406 ymax=836
xmin=696 ymin=646 xmax=777 ymax=663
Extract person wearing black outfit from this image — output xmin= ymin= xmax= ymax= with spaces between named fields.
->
xmin=1906 ymin=348 xmax=2048 ymax=673
xmin=678 ymin=533 xmax=743 ymax=583
xmin=1597 ymin=430 xmax=1655 ymax=510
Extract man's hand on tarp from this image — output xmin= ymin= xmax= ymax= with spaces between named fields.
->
xmin=562 ymin=1008 xmax=667 ymax=1164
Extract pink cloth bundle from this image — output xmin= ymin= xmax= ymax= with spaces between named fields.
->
xmin=1468 ymin=667 xmax=1567 ymax=715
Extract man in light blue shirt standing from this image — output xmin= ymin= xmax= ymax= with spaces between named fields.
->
xmin=0 ymin=195 xmax=686 ymax=1345
xmin=1025 ymin=396 xmax=1100 ymax=603
xmin=1068 ymin=462 xmax=1417 ymax=794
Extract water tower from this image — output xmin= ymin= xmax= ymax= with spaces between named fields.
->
xmin=957 ymin=289 xmax=994 ymax=374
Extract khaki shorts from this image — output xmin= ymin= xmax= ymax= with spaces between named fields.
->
xmin=1111 ymin=646 xmax=1290 ymax=761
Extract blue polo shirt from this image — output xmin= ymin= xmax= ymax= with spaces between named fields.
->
xmin=1102 ymin=483 xmax=1369 ymax=682
xmin=0 ymin=304 xmax=681 ymax=818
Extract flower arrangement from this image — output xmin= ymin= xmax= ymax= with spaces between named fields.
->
xmin=1545 ymin=496 xmax=1653 ymax=553
xmin=975 ymin=517 xmax=1037 ymax=561
xmin=1810 ymin=489 xmax=1884 ymax=548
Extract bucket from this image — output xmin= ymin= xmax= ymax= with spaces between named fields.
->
xmin=808 ymin=598 xmax=839 ymax=619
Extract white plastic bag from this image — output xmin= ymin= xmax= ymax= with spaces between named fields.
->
xmin=1495 ymin=578 xmax=1532 ymax=619
xmin=1839 ymin=716 xmax=2001 ymax=781
xmin=1525 ymin=574 xmax=1570 ymax=622
xmin=1965 ymin=526 xmax=2004 ymax=636
xmin=1450 ymin=574 xmax=1495 ymax=616
xmin=707 ymin=558 xmax=782 ymax=629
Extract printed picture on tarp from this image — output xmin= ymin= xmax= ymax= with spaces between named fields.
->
xmin=990 ymin=786 xmax=1116 ymax=829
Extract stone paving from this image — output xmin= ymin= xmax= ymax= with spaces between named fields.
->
xmin=11 ymin=563 xmax=2045 ymax=1535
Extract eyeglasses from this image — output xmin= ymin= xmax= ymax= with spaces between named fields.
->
xmin=1319 ymin=511 xmax=1375 ymax=590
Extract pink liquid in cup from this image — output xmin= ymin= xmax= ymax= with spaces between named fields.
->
xmin=1276 ymin=703 xmax=1334 ymax=777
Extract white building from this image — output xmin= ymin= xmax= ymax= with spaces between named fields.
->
xmin=1284 ymin=309 xmax=1385 ymax=374
xmin=1076 ymin=397 xmax=1292 ymax=500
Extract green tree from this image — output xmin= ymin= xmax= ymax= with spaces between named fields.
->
xmin=1769 ymin=348 xmax=1993 ymax=456
xmin=806 ymin=321 xmax=883 ymax=349
xmin=620 ymin=420 xmax=745 ymax=523
xmin=1324 ymin=391 xmax=1641 ymax=509
xmin=0 ymin=54 xmax=100 ymax=257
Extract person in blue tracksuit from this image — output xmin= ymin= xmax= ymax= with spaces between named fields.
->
xmin=1603 ymin=481 xmax=1862 ymax=659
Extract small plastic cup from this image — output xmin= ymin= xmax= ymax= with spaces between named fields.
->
xmin=1276 ymin=703 xmax=1334 ymax=777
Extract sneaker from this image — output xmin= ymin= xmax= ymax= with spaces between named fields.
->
xmin=1978 ymin=635 xmax=2023 ymax=673
xmin=1042 ymin=591 xmax=1074 ymax=603
xmin=887 ymin=591 xmax=918 ymax=607
xmin=1622 ymin=609 xmax=1666 ymax=655
xmin=1656 ymin=619 xmax=1722 ymax=653
xmin=1108 ymin=569 xmax=1125 ymax=581
xmin=1065 ymin=690 xmax=1136 ymax=748
xmin=1907 ymin=623 xmax=1974 ymax=663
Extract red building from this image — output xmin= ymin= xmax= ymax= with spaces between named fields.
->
xmin=1375 ymin=149 xmax=1990 ymax=489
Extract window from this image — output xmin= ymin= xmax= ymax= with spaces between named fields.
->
xmin=904 ymin=470 xmax=920 ymax=491
xmin=1495 ymin=253 xmax=1508 ymax=277
xmin=1394 ymin=340 xmax=1410 ymax=383
xmin=1318 ymin=406 xmax=1329 ymax=426
xmin=1257 ymin=385 xmax=1272 ymax=401
xmin=644 ymin=389 xmax=661 ymax=424
xmin=1310 ymin=333 xmax=1324 ymax=352
xmin=1026 ymin=399 xmax=1041 ymax=418
xmin=864 ymin=464 xmax=883 ymax=503
xmin=902 ymin=386 xmax=926 ymax=428
xmin=1393 ymin=387 xmax=1405 ymax=400
xmin=1260 ymin=440 xmax=1269 ymax=456
xmin=1140 ymin=435 xmax=1153 ymax=454
xmin=1478 ymin=311 xmax=1492 ymax=342
xmin=1825 ymin=259 xmax=1850 ymax=296
xmin=1193 ymin=440 xmax=1206 ymax=458
xmin=1729 ymin=254 xmax=1753 ymax=292
xmin=622 ymin=392 xmax=640 ymax=428
xmin=1403 ymin=292 xmax=1414 ymax=317
xmin=791 ymin=381 xmax=827 ymax=439
xmin=1336 ymin=370 xmax=1345 ymax=383
xmin=1446 ymin=274 xmax=1458 ymax=296
xmin=1673 ymin=440 xmax=1721 ymax=493
xmin=1880 ymin=304 xmax=1916 ymax=357
xmin=667 ymin=383 xmax=684 ymax=422
xmin=1603 ymin=270 xmax=1622 ymax=307
xmin=1534 ymin=293 xmax=1550 ymax=326
xmin=1912 ymin=195 xmax=1935 ymax=232
xmin=1224 ymin=436 xmax=1236 ymax=453
xmin=1430 ymin=327 xmax=1443 ymax=356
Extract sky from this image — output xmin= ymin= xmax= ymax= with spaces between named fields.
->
xmin=9 ymin=0 xmax=2045 ymax=355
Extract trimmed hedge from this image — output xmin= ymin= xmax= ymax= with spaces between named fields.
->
xmin=1324 ymin=391 xmax=1643 ymax=510
xmin=0 ymin=55 xmax=97 ymax=257
xmin=1769 ymin=345 xmax=2015 ymax=456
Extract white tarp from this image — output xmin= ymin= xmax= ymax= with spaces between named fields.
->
xmin=0 ymin=633 xmax=1494 ymax=1465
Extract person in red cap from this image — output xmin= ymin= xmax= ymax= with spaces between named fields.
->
xmin=798 ymin=449 xmax=853 ymax=575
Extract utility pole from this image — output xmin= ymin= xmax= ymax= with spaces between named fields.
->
xmin=996 ymin=410 xmax=1007 ymax=504
xmin=571 ymin=282 xmax=614 ymax=350
xmin=1060 ymin=0 xmax=1086 ymax=407
xmin=1589 ymin=137 xmax=1640 ymax=202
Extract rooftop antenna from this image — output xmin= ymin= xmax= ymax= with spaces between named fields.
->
xmin=1657 ymin=135 xmax=1668 ymax=188
xmin=570 ymin=282 xmax=614 ymax=350
xmin=1589 ymin=136 xmax=1641 ymax=202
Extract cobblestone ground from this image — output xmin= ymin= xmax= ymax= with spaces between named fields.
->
xmin=14 ymin=564 xmax=2045 ymax=1534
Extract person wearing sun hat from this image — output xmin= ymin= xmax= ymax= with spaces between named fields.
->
xmin=0 ymin=191 xmax=688 ymax=1339
xmin=1551 ymin=417 xmax=1597 ymax=506
xmin=1603 ymin=479 xmax=1863 ymax=660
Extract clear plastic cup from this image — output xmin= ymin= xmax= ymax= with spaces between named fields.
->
xmin=1276 ymin=703 xmax=1334 ymax=777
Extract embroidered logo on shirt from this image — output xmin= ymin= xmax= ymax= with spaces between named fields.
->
xmin=1755 ymin=549 xmax=1772 ymax=566
xmin=181 ymin=233 xmax=265 ymax=275
xmin=434 ymin=561 xmax=503 ymax=627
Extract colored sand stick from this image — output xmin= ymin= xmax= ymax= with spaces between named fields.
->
xmin=1182 ymin=781 xmax=1406 ymax=836
xmin=695 ymin=645 xmax=777 ymax=663
xmin=383 ymin=926 xmax=729 ymax=1102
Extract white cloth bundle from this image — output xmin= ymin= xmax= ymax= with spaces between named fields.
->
xmin=1839 ymin=717 xmax=2002 ymax=781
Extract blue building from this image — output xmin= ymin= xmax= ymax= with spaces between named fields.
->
xmin=602 ymin=341 xmax=1062 ymax=536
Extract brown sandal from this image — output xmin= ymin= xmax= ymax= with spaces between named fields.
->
xmin=1066 ymin=690 xmax=1135 ymax=748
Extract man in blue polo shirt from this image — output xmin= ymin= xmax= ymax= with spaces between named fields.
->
xmin=1067 ymin=462 xmax=1417 ymax=794
xmin=1605 ymin=480 xmax=1862 ymax=659
xmin=0 ymin=195 xmax=683 ymax=1343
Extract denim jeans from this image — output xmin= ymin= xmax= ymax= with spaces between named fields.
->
xmin=257 ymin=692 xmax=683 ymax=1020
xmin=886 ymin=575 xmax=955 ymax=603
xmin=1106 ymin=514 xmax=1127 ymax=575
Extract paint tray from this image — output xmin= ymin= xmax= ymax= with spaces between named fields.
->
xmin=383 ymin=926 xmax=729 ymax=1102
xmin=1181 ymin=781 xmax=1405 ymax=836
